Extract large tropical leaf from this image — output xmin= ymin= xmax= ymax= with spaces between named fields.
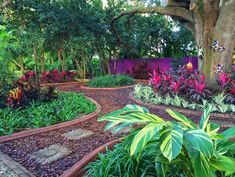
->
xmin=130 ymin=123 xmax=163 ymax=156
xmin=184 ymin=129 xmax=214 ymax=157
xmin=159 ymin=124 xmax=183 ymax=161
xmin=199 ymin=105 xmax=213 ymax=130
xmin=210 ymin=155 xmax=235 ymax=174
xmin=221 ymin=126 xmax=235 ymax=140
xmin=187 ymin=149 xmax=210 ymax=177
xmin=100 ymin=112 xmax=165 ymax=124
xmin=99 ymin=104 xmax=150 ymax=121
xmin=166 ymin=109 xmax=196 ymax=129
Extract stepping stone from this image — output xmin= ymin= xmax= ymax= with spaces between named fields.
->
xmin=0 ymin=151 xmax=35 ymax=177
xmin=30 ymin=144 xmax=71 ymax=165
xmin=62 ymin=128 xmax=94 ymax=140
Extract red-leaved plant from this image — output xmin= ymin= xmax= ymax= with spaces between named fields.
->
xmin=218 ymin=73 xmax=231 ymax=91
xmin=41 ymin=70 xmax=76 ymax=83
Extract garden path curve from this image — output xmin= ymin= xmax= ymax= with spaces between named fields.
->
xmin=0 ymin=84 xmax=134 ymax=177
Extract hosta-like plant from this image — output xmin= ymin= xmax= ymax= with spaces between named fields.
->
xmin=99 ymin=105 xmax=235 ymax=177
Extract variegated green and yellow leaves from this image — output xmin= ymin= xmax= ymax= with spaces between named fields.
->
xmin=99 ymin=104 xmax=165 ymax=133
xmin=159 ymin=123 xmax=183 ymax=161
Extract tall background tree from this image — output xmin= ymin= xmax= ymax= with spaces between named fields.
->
xmin=111 ymin=0 xmax=235 ymax=84
xmin=0 ymin=0 xmax=196 ymax=78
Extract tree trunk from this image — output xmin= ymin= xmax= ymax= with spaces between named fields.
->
xmin=193 ymin=0 xmax=235 ymax=84
xmin=40 ymin=50 xmax=45 ymax=74
xmin=58 ymin=40 xmax=65 ymax=72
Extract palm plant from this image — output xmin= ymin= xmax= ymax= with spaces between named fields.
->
xmin=99 ymin=105 xmax=235 ymax=177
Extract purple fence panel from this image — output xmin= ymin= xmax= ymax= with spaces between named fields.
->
xmin=148 ymin=58 xmax=173 ymax=72
xmin=109 ymin=57 xmax=198 ymax=77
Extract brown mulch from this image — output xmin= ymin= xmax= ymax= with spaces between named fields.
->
xmin=0 ymin=84 xmax=229 ymax=177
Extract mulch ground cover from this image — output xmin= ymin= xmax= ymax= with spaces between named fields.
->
xmin=0 ymin=84 xmax=231 ymax=176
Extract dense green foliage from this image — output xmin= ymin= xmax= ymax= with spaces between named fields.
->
xmin=0 ymin=92 xmax=96 ymax=136
xmin=86 ymin=105 xmax=235 ymax=177
xmin=134 ymin=85 xmax=235 ymax=114
xmin=0 ymin=0 xmax=196 ymax=79
xmin=87 ymin=74 xmax=135 ymax=88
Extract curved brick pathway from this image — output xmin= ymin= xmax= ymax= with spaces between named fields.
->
xmin=0 ymin=84 xmax=134 ymax=177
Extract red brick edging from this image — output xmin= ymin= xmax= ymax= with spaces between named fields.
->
xmin=129 ymin=93 xmax=235 ymax=120
xmin=61 ymin=139 xmax=121 ymax=177
xmin=80 ymin=85 xmax=135 ymax=91
xmin=0 ymin=97 xmax=101 ymax=143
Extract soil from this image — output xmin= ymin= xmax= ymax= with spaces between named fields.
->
xmin=0 ymin=83 xmax=231 ymax=177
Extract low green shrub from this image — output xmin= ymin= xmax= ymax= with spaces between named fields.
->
xmin=0 ymin=92 xmax=96 ymax=136
xmin=134 ymin=85 xmax=235 ymax=114
xmin=87 ymin=74 xmax=135 ymax=88
xmin=86 ymin=105 xmax=235 ymax=177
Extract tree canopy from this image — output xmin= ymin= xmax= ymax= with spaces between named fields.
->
xmin=0 ymin=0 xmax=196 ymax=78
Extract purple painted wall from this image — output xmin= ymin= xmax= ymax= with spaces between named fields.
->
xmin=110 ymin=57 xmax=198 ymax=78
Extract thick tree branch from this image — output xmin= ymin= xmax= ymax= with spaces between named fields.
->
xmin=0 ymin=0 xmax=11 ymax=9
xmin=112 ymin=6 xmax=193 ymax=25
xmin=111 ymin=6 xmax=193 ymax=47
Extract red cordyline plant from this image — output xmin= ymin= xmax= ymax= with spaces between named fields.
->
xmin=189 ymin=80 xmax=211 ymax=102
xmin=225 ymin=82 xmax=235 ymax=104
xmin=41 ymin=70 xmax=76 ymax=83
xmin=218 ymin=72 xmax=231 ymax=91
xmin=169 ymin=80 xmax=181 ymax=94
xmin=149 ymin=70 xmax=162 ymax=91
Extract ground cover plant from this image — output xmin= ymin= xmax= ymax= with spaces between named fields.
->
xmin=0 ymin=92 xmax=96 ymax=136
xmin=86 ymin=105 xmax=235 ymax=177
xmin=87 ymin=74 xmax=135 ymax=88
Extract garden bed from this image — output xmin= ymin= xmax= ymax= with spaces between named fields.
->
xmin=130 ymin=93 xmax=235 ymax=128
xmin=0 ymin=92 xmax=96 ymax=137
xmin=0 ymin=96 xmax=101 ymax=143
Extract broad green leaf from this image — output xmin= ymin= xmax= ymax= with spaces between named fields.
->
xmin=210 ymin=155 xmax=235 ymax=173
xmin=125 ymin=104 xmax=150 ymax=113
xmin=100 ymin=111 xmax=165 ymax=124
xmin=184 ymin=129 xmax=213 ymax=157
xmin=130 ymin=123 xmax=163 ymax=156
xmin=99 ymin=104 xmax=150 ymax=121
xmin=188 ymin=149 xmax=210 ymax=177
xmin=166 ymin=109 xmax=196 ymax=129
xmin=199 ymin=105 xmax=213 ymax=130
xmin=160 ymin=124 xmax=183 ymax=161
xmin=221 ymin=126 xmax=235 ymax=140
xmin=107 ymin=122 xmax=133 ymax=134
